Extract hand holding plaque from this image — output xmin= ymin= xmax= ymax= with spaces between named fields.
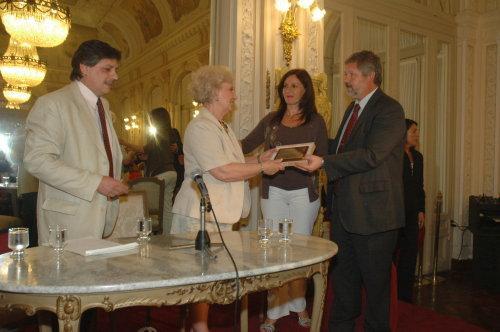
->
xmin=270 ymin=142 xmax=316 ymax=167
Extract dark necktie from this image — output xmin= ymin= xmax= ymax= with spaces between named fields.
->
xmin=337 ymin=103 xmax=360 ymax=153
xmin=96 ymin=98 xmax=114 ymax=178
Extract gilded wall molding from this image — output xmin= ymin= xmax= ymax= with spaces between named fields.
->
xmin=238 ymin=0 xmax=256 ymax=137
xmin=483 ymin=44 xmax=497 ymax=195
xmin=164 ymin=16 xmax=211 ymax=49
xmin=307 ymin=20 xmax=319 ymax=74
xmin=463 ymin=44 xmax=474 ymax=217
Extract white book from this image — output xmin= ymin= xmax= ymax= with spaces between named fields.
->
xmin=65 ymin=237 xmax=138 ymax=256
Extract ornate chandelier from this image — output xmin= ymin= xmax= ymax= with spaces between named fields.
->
xmin=0 ymin=38 xmax=47 ymax=87
xmin=3 ymin=84 xmax=31 ymax=109
xmin=0 ymin=0 xmax=71 ymax=48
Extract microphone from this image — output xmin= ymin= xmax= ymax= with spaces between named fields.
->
xmin=191 ymin=170 xmax=212 ymax=212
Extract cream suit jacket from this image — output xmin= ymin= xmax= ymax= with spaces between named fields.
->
xmin=172 ymin=109 xmax=250 ymax=225
xmin=24 ymin=81 xmax=122 ymax=245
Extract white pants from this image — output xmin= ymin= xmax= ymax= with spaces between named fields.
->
xmin=260 ymin=186 xmax=320 ymax=320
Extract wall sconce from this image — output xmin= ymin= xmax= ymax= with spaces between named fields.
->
xmin=275 ymin=0 xmax=326 ymax=66
xmin=124 ymin=114 xmax=139 ymax=131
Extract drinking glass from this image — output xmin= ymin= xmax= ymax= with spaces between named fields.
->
xmin=137 ymin=217 xmax=152 ymax=242
xmin=49 ymin=225 xmax=68 ymax=252
xmin=257 ymin=218 xmax=273 ymax=245
xmin=278 ymin=218 xmax=293 ymax=243
xmin=8 ymin=227 xmax=29 ymax=259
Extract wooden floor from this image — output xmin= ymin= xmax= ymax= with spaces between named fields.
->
xmin=414 ymin=260 xmax=500 ymax=331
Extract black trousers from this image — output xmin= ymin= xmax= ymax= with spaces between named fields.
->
xmin=396 ymin=211 xmax=419 ymax=303
xmin=19 ymin=192 xmax=38 ymax=246
xmin=329 ymin=214 xmax=398 ymax=332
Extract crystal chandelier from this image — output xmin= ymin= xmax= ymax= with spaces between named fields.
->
xmin=0 ymin=38 xmax=47 ymax=87
xmin=3 ymin=84 xmax=31 ymax=109
xmin=0 ymin=0 xmax=71 ymax=48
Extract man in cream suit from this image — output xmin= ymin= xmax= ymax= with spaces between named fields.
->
xmin=24 ymin=40 xmax=129 ymax=245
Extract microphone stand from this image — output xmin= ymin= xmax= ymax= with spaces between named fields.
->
xmin=195 ymin=197 xmax=217 ymax=260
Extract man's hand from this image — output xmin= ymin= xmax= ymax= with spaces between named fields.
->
xmin=170 ymin=143 xmax=178 ymax=153
xmin=97 ymin=176 xmax=129 ymax=199
xmin=294 ymin=155 xmax=324 ymax=172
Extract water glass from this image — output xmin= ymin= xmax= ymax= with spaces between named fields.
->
xmin=278 ymin=218 xmax=293 ymax=243
xmin=137 ymin=217 xmax=152 ymax=242
xmin=8 ymin=227 xmax=29 ymax=259
xmin=49 ymin=225 xmax=68 ymax=252
xmin=257 ymin=218 xmax=273 ymax=244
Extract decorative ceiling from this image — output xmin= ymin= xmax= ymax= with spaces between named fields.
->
xmin=59 ymin=0 xmax=206 ymax=58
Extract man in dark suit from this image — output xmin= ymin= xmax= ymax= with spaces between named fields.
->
xmin=300 ymin=50 xmax=406 ymax=331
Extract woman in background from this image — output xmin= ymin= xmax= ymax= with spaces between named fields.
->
xmin=170 ymin=127 xmax=184 ymax=198
xmin=241 ymin=68 xmax=328 ymax=332
xmin=172 ymin=65 xmax=283 ymax=332
xmin=396 ymin=118 xmax=425 ymax=303
xmin=121 ymin=107 xmax=177 ymax=234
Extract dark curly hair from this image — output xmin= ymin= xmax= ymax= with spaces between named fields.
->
xmin=70 ymin=40 xmax=121 ymax=81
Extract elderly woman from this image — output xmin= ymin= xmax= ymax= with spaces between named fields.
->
xmin=172 ymin=65 xmax=284 ymax=332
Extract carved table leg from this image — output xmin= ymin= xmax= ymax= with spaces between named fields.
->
xmin=56 ymin=295 xmax=82 ymax=332
xmin=240 ymin=295 xmax=248 ymax=332
xmin=311 ymin=263 xmax=329 ymax=332
xmin=58 ymin=317 xmax=80 ymax=332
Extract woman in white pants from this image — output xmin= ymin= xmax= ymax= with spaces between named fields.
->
xmin=241 ymin=68 xmax=328 ymax=332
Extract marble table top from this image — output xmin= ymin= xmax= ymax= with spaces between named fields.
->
xmin=0 ymin=231 xmax=337 ymax=294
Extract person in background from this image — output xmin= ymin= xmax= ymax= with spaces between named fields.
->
xmin=0 ymin=151 xmax=12 ymax=175
xmin=120 ymin=107 xmax=177 ymax=234
xmin=396 ymin=118 xmax=425 ymax=303
xmin=172 ymin=65 xmax=284 ymax=332
xmin=24 ymin=40 xmax=128 ymax=245
xmin=298 ymin=50 xmax=406 ymax=331
xmin=170 ymin=127 xmax=184 ymax=198
xmin=241 ymin=68 xmax=328 ymax=332
xmin=121 ymin=147 xmax=145 ymax=181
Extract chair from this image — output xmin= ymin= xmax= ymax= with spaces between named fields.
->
xmin=107 ymin=191 xmax=148 ymax=240
xmin=128 ymin=177 xmax=165 ymax=235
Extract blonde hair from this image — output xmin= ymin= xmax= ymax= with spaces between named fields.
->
xmin=190 ymin=65 xmax=234 ymax=104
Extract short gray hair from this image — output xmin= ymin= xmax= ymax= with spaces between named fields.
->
xmin=345 ymin=50 xmax=382 ymax=86
xmin=190 ymin=65 xmax=234 ymax=104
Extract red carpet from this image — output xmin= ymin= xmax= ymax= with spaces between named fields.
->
xmin=92 ymin=291 xmax=485 ymax=332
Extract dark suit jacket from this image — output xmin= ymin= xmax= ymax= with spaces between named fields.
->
xmin=324 ymin=88 xmax=406 ymax=235
xmin=403 ymin=149 xmax=425 ymax=214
